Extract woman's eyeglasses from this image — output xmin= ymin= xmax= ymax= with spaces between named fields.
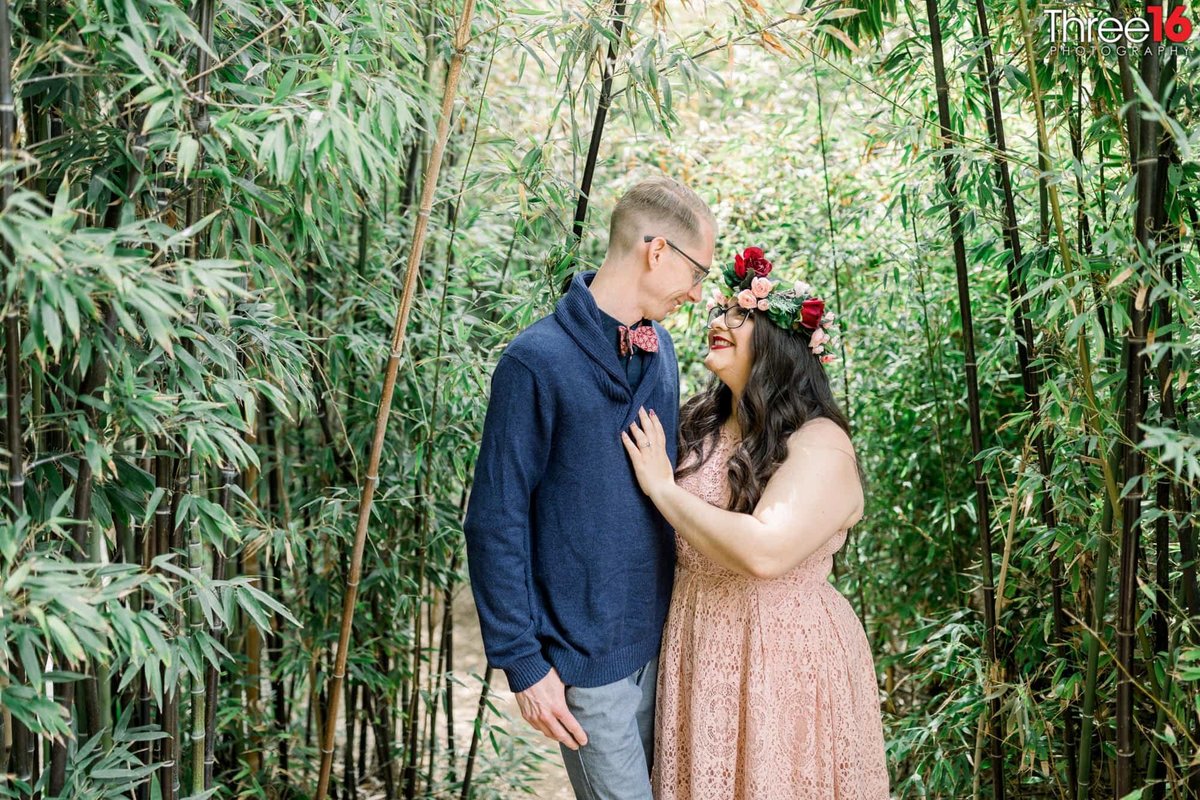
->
xmin=644 ymin=235 xmax=711 ymax=288
xmin=707 ymin=303 xmax=752 ymax=329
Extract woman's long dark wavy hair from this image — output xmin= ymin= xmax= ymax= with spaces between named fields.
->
xmin=676 ymin=312 xmax=857 ymax=513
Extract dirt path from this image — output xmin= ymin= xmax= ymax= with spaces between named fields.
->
xmin=451 ymin=586 xmax=575 ymax=799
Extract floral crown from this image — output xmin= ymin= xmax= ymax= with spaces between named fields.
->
xmin=706 ymin=246 xmax=840 ymax=364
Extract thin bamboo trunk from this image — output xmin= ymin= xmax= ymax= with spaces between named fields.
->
xmin=402 ymin=530 xmax=426 ymax=800
xmin=185 ymin=459 xmax=205 ymax=796
xmin=971 ymin=1 xmax=1077 ymax=787
xmin=439 ymin=569 xmax=457 ymax=781
xmin=570 ymin=0 xmax=626 ymax=243
xmin=137 ymin=499 xmax=157 ymax=800
xmin=401 ymin=4 xmax=439 ymax=215
xmin=263 ymin=406 xmax=290 ymax=778
xmin=1077 ymin=460 xmax=1117 ymax=799
xmin=0 ymin=2 xmax=33 ymax=789
xmin=203 ymin=464 xmax=234 ymax=788
xmin=343 ymin=681 xmax=357 ymax=800
xmin=162 ymin=445 xmax=182 ymax=800
xmin=243 ymin=434 xmax=262 ymax=776
xmin=459 ymin=666 xmax=492 ymax=800
xmin=1114 ymin=18 xmax=1161 ymax=794
xmin=923 ymin=0 xmax=1003 ymax=795
xmin=906 ymin=195 xmax=962 ymax=595
xmin=69 ymin=328 xmax=110 ymax=743
xmin=313 ymin=3 xmax=476 ymax=797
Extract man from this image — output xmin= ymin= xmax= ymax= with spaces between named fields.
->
xmin=463 ymin=176 xmax=717 ymax=799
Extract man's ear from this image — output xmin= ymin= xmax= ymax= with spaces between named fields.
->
xmin=644 ymin=236 xmax=666 ymax=272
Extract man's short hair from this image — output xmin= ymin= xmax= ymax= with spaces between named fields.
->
xmin=608 ymin=177 xmax=715 ymax=257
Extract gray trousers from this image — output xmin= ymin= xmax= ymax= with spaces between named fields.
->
xmin=559 ymin=656 xmax=658 ymax=800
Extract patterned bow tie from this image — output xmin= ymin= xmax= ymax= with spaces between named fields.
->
xmin=618 ymin=324 xmax=659 ymax=357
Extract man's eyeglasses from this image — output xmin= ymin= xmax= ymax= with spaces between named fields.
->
xmin=707 ymin=303 xmax=753 ymax=329
xmin=644 ymin=235 xmax=711 ymax=288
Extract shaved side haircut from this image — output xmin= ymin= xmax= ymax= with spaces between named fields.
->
xmin=608 ymin=177 xmax=715 ymax=257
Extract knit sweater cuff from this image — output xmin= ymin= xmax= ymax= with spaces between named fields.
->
xmin=503 ymin=654 xmax=553 ymax=694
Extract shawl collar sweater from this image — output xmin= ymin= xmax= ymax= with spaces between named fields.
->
xmin=463 ymin=271 xmax=679 ymax=692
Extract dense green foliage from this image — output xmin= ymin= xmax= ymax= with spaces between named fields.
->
xmin=1 ymin=0 xmax=1197 ymax=798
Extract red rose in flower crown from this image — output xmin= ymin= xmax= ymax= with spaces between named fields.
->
xmin=733 ymin=246 xmax=773 ymax=279
xmin=800 ymin=298 xmax=825 ymax=328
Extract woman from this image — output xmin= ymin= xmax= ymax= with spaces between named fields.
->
xmin=621 ymin=246 xmax=889 ymax=799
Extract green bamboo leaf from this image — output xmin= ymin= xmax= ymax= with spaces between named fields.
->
xmin=178 ymin=134 xmax=200 ymax=181
xmin=47 ymin=615 xmax=86 ymax=663
xmin=40 ymin=301 xmax=61 ymax=354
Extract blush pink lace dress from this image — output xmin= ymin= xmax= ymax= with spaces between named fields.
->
xmin=652 ymin=427 xmax=890 ymax=799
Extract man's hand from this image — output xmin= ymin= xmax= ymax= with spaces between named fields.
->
xmin=514 ymin=668 xmax=589 ymax=750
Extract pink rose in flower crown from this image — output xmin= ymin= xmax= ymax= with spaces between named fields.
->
xmin=737 ymin=289 xmax=758 ymax=309
xmin=800 ymin=297 xmax=825 ymax=328
xmin=809 ymin=327 xmax=831 ymax=354
xmin=734 ymin=246 xmax=773 ymax=279
xmin=751 ymin=277 xmax=772 ymax=298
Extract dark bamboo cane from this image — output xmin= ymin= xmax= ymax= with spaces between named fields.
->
xmin=185 ymin=0 xmax=216 ymax=787
xmin=1106 ymin=0 xmax=1138 ymax=160
xmin=357 ymin=689 xmax=369 ymax=786
xmin=971 ymin=0 xmax=1077 ymax=787
xmin=923 ymin=0 xmax=1004 ymax=795
xmin=369 ymin=664 xmax=396 ymax=799
xmin=343 ymin=681 xmax=357 ymax=799
xmin=72 ymin=329 xmax=113 ymax=743
xmin=459 ymin=666 xmax=492 ymax=800
xmin=203 ymin=464 xmax=234 ymax=788
xmin=1146 ymin=176 xmax=1181 ymax=800
xmin=570 ymin=0 xmax=627 ymax=243
xmin=439 ymin=560 xmax=457 ymax=780
xmin=906 ymin=195 xmax=963 ymax=595
xmin=401 ymin=4 xmax=439 ymax=216
xmin=0 ymin=0 xmax=33 ymax=790
xmin=263 ymin=406 xmax=290 ymax=778
xmin=242 ymin=449 xmax=262 ymax=776
xmin=313 ymin=5 xmax=476 ymax=797
xmin=49 ymin=350 xmax=110 ymax=789
xmin=1063 ymin=71 xmax=1112 ymax=342
xmin=159 ymin=442 xmax=180 ymax=800
xmin=401 ymin=530 xmax=427 ymax=800
xmin=1114 ymin=20 xmax=1162 ymax=795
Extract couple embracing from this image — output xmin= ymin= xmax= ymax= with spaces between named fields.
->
xmin=463 ymin=177 xmax=889 ymax=800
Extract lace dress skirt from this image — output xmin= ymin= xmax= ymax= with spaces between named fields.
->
xmin=652 ymin=429 xmax=890 ymax=799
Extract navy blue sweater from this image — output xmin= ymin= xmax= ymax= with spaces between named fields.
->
xmin=464 ymin=271 xmax=679 ymax=693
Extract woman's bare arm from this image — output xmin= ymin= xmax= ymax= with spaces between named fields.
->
xmin=623 ymin=410 xmax=863 ymax=579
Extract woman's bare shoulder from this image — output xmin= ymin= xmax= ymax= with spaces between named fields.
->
xmin=790 ymin=417 xmax=856 ymax=458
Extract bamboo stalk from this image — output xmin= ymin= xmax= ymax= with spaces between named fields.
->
xmin=0 ymin=1 xmax=33 ymax=790
xmin=459 ymin=667 xmax=492 ymax=800
xmin=186 ymin=459 xmax=205 ymax=795
xmin=184 ymin=5 xmax=217 ymax=788
xmin=971 ymin=1 xmax=1077 ymax=787
xmin=203 ymin=464 xmax=234 ymax=788
xmin=401 ymin=515 xmax=426 ymax=800
xmin=570 ymin=0 xmax=627 ymax=242
xmin=370 ymin=588 xmax=398 ymax=799
xmin=1114 ymin=17 xmax=1162 ymax=794
xmin=401 ymin=4 xmax=439 ymax=216
xmin=906 ymin=194 xmax=962 ymax=595
xmin=162 ymin=446 xmax=182 ymax=800
xmin=343 ymin=681 xmax=357 ymax=800
xmin=263 ymin=406 xmax=290 ymax=779
xmin=922 ymin=0 xmax=1004 ymax=795
xmin=313 ymin=5 xmax=476 ymax=797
